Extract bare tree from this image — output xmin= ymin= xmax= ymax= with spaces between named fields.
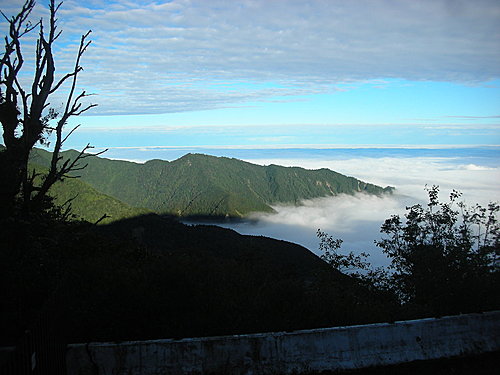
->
xmin=0 ymin=0 xmax=101 ymax=217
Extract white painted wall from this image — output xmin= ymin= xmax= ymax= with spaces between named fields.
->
xmin=66 ymin=311 xmax=500 ymax=375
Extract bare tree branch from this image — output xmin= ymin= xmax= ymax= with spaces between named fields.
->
xmin=94 ymin=214 xmax=110 ymax=226
xmin=61 ymin=124 xmax=81 ymax=145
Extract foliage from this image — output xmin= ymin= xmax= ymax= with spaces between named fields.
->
xmin=377 ymin=185 xmax=499 ymax=315
xmin=319 ymin=185 xmax=499 ymax=317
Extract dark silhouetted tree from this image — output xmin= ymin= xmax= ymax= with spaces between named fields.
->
xmin=318 ymin=186 xmax=499 ymax=316
xmin=0 ymin=0 xmax=101 ymax=218
xmin=377 ymin=185 xmax=499 ymax=315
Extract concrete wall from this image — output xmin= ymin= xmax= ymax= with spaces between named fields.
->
xmin=66 ymin=311 xmax=500 ymax=375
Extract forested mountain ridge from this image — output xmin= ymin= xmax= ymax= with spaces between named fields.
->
xmin=30 ymin=148 xmax=394 ymax=218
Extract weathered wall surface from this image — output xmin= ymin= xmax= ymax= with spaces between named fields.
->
xmin=66 ymin=311 xmax=500 ymax=375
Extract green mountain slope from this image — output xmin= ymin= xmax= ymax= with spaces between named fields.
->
xmin=23 ymin=156 xmax=151 ymax=223
xmin=49 ymin=177 xmax=151 ymax=224
xmin=31 ymin=148 xmax=394 ymax=218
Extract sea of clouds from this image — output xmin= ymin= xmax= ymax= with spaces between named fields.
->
xmin=217 ymin=154 xmax=500 ymax=267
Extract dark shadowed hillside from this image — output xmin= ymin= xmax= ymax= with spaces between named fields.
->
xmin=30 ymin=148 xmax=394 ymax=218
xmin=0 ymin=213 xmax=397 ymax=345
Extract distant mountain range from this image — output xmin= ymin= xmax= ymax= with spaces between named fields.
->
xmin=30 ymin=148 xmax=394 ymax=221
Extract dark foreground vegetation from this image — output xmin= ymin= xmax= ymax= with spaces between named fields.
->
xmin=1 ymin=210 xmax=400 ymax=345
xmin=318 ymin=185 xmax=499 ymax=318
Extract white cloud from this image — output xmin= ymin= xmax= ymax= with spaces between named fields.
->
xmin=220 ymin=193 xmax=406 ymax=268
xmin=2 ymin=0 xmax=499 ymax=115
xmin=255 ymin=193 xmax=407 ymax=233
xmin=461 ymin=164 xmax=496 ymax=171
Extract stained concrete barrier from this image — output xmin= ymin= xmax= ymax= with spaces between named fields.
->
xmin=66 ymin=311 xmax=500 ymax=375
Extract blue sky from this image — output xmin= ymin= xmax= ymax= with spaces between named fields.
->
xmin=1 ymin=0 xmax=499 ymax=156
xmin=66 ymin=78 xmax=500 ymax=152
